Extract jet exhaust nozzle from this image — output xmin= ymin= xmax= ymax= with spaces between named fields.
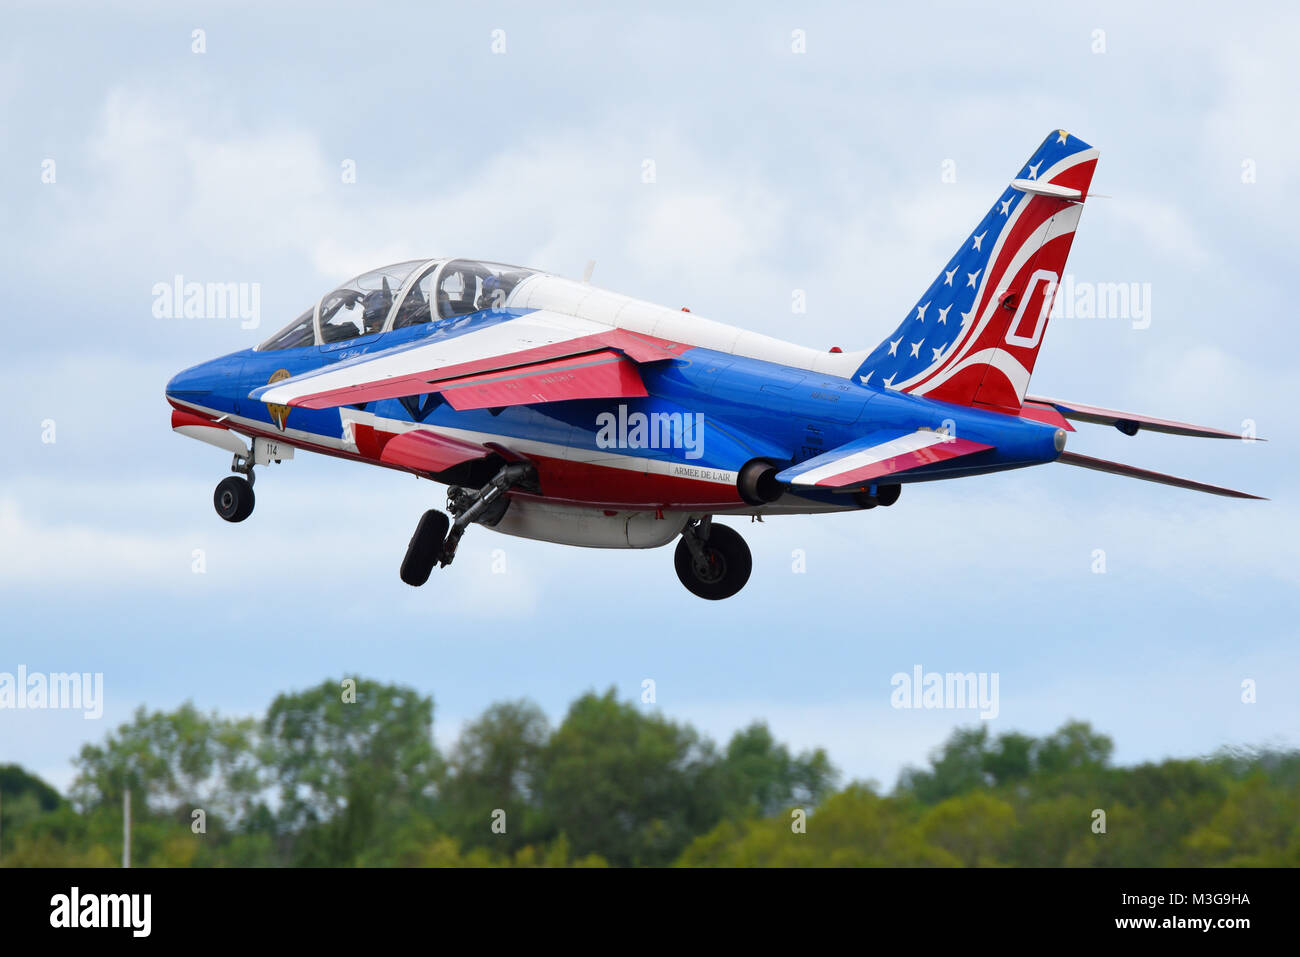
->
xmin=738 ymin=459 xmax=785 ymax=505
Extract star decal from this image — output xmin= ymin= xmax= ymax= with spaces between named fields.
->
xmin=1057 ymin=129 xmax=1069 ymax=144
xmin=916 ymin=301 xmax=929 ymax=322
xmin=999 ymin=197 xmax=1012 ymax=215
xmin=887 ymin=336 xmax=901 ymax=356
xmin=972 ymin=230 xmax=986 ymax=251
xmin=883 ymin=372 xmax=897 ymax=389
xmin=859 ymin=371 xmax=872 ymax=385
xmin=967 ymin=268 xmax=981 ymax=288
xmin=909 ymin=339 xmax=923 ymax=358
xmin=937 ymin=304 xmax=951 ymax=324
xmin=960 ymin=308 xmax=974 ymax=325
xmin=931 ymin=343 xmax=946 ymax=361
xmin=943 ymin=267 xmax=957 ymax=286
xmin=1027 ymin=160 xmax=1042 ymax=180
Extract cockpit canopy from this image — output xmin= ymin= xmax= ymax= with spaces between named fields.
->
xmin=257 ymin=259 xmax=539 ymax=351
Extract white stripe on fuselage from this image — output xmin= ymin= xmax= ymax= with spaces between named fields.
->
xmin=258 ymin=310 xmax=610 ymax=406
xmin=170 ymin=397 xmax=739 ymax=487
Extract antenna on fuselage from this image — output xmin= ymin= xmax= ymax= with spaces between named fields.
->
xmin=582 ymin=260 xmax=596 ymax=283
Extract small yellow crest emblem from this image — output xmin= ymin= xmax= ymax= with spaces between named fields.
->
xmin=267 ymin=369 xmax=292 ymax=431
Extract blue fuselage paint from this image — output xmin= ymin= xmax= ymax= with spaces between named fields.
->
xmin=167 ymin=320 xmax=1063 ymax=506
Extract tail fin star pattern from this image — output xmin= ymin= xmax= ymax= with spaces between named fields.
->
xmin=854 ymin=130 xmax=1098 ymax=412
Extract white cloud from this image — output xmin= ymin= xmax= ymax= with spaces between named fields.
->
xmin=1108 ymin=195 xmax=1211 ymax=267
xmin=1204 ymin=29 xmax=1300 ymax=188
xmin=0 ymin=477 xmax=543 ymax=620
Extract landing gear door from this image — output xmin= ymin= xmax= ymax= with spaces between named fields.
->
xmin=252 ymin=436 xmax=295 ymax=466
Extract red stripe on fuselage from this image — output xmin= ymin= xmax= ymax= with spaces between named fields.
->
xmin=166 ymin=397 xmax=739 ymax=510
xmin=521 ymin=452 xmax=743 ymax=510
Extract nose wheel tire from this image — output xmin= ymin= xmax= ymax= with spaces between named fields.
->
xmin=400 ymin=509 xmax=451 ymax=587
xmin=213 ymin=476 xmax=255 ymax=523
xmin=674 ymin=523 xmax=752 ymax=600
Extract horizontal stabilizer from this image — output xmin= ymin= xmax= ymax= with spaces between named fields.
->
xmin=776 ymin=429 xmax=993 ymax=491
xmin=1027 ymin=395 xmax=1257 ymax=440
xmin=1056 ymin=451 xmax=1265 ymax=500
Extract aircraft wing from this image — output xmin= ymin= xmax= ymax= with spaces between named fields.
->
xmin=249 ymin=309 xmax=686 ymax=412
xmin=775 ymin=429 xmax=993 ymax=491
xmin=1024 ymin=394 xmax=1256 ymax=440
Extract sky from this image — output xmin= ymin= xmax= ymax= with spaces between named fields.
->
xmin=1 ymin=0 xmax=1297 ymax=795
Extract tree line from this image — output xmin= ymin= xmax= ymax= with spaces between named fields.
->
xmin=1 ymin=679 xmax=1295 ymax=866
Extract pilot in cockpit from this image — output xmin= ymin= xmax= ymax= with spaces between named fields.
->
xmin=361 ymin=277 xmax=394 ymax=335
xmin=438 ymin=264 xmax=488 ymax=318
xmin=478 ymin=273 xmax=506 ymax=312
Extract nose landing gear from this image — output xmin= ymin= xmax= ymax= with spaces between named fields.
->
xmin=674 ymin=517 xmax=752 ymax=600
xmin=213 ymin=452 xmax=256 ymax=523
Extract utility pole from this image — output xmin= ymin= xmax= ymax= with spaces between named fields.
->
xmin=123 ymin=787 xmax=131 ymax=868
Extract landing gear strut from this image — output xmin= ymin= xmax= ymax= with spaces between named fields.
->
xmin=399 ymin=461 xmax=535 ymax=587
xmin=674 ymin=517 xmax=752 ymax=600
xmin=213 ymin=452 xmax=256 ymax=522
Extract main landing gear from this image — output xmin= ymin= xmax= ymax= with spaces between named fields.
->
xmin=213 ymin=452 xmax=256 ymax=523
xmin=674 ymin=517 xmax=752 ymax=600
xmin=400 ymin=462 xmax=535 ymax=587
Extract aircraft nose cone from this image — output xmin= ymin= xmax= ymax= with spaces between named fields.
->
xmin=165 ymin=363 xmax=214 ymax=401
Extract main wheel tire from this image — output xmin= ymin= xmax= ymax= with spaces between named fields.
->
xmin=213 ymin=476 xmax=255 ymax=523
xmin=400 ymin=509 xmax=451 ymax=587
xmin=674 ymin=524 xmax=752 ymax=600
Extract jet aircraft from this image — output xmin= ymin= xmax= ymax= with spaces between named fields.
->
xmin=166 ymin=130 xmax=1263 ymax=599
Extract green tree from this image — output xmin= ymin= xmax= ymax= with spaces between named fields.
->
xmin=1034 ymin=720 xmax=1113 ymax=777
xmin=680 ymin=785 xmax=957 ymax=867
xmin=982 ymin=732 xmax=1036 ymax=787
xmin=537 ymin=688 xmax=725 ymax=866
xmin=918 ymin=792 xmax=1016 ymax=866
xmin=719 ymin=722 xmax=837 ymax=817
xmin=70 ymin=703 xmax=261 ymax=827
xmin=896 ymin=726 xmax=992 ymax=803
xmin=438 ymin=699 xmax=551 ymax=854
xmin=262 ymin=678 xmax=442 ymax=865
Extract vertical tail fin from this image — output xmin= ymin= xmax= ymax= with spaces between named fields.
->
xmin=853 ymin=130 xmax=1098 ymax=412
